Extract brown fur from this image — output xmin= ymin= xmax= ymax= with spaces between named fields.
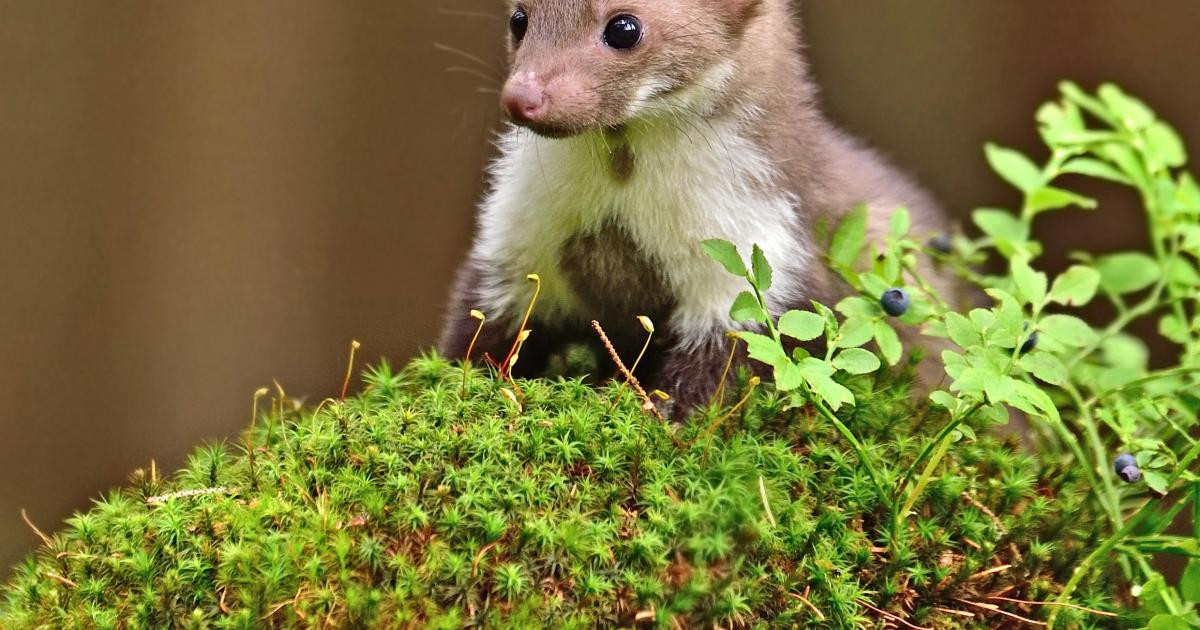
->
xmin=440 ymin=0 xmax=956 ymax=415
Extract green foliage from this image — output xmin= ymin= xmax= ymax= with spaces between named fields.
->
xmin=4 ymin=80 xmax=1198 ymax=629
xmin=0 ymin=355 xmax=1114 ymax=629
xmin=705 ymin=82 xmax=1200 ymax=628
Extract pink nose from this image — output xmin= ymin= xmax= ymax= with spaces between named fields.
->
xmin=501 ymin=82 xmax=546 ymax=123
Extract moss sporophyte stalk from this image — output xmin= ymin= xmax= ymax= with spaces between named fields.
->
xmin=5 ymin=82 xmax=1200 ymax=628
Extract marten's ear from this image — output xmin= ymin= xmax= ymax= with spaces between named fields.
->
xmin=715 ymin=0 xmax=764 ymax=31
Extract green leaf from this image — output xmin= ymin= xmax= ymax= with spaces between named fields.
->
xmin=812 ymin=301 xmax=839 ymax=337
xmin=1181 ymin=559 xmax=1200 ymax=603
xmin=1097 ymin=142 xmax=1148 ymax=187
xmin=1027 ymin=186 xmax=1097 ymax=213
xmin=1049 ymin=265 xmax=1100 ymax=306
xmin=702 ymin=239 xmax=747 ymax=277
xmin=832 ymin=348 xmax=881 ymax=375
xmin=1176 ymin=173 xmax=1200 ymax=214
xmin=1166 ymin=257 xmax=1200 ymax=287
xmin=736 ymin=331 xmax=788 ymax=368
xmin=889 ymin=207 xmax=911 ymax=238
xmin=985 ymin=143 xmax=1042 ymax=193
xmin=929 ymin=390 xmax=958 ymax=410
xmin=972 ymin=208 xmax=1028 ymax=242
xmin=1058 ymin=81 xmax=1117 ymax=125
xmin=778 ymin=310 xmax=825 ymax=342
xmin=829 ymin=205 xmax=868 ymax=269
xmin=799 ymin=358 xmax=855 ymax=411
xmin=774 ymin=361 xmax=804 ymax=392
xmin=859 ymin=273 xmax=892 ymax=298
xmin=1159 ymin=314 xmax=1190 ymax=344
xmin=1060 ymin=157 xmax=1133 ymax=184
xmin=985 ymin=289 xmax=1026 ymax=335
xmin=944 ymin=312 xmax=982 ymax=349
xmin=1039 ymin=314 xmax=1099 ymax=347
xmin=1011 ymin=254 xmax=1047 ymax=306
xmin=1144 ymin=470 xmax=1169 ymax=495
xmin=836 ymin=317 xmax=875 ymax=349
xmin=1096 ymin=252 xmax=1161 ymax=295
xmin=1145 ymin=121 xmax=1187 ymax=169
xmin=1148 ymin=615 xmax=1191 ymax=630
xmin=1012 ymin=379 xmax=1062 ymax=423
xmin=874 ymin=320 xmax=903 ymax=366
xmin=1102 ymin=334 xmax=1149 ymax=370
xmin=751 ymin=244 xmax=772 ymax=292
xmin=835 ymin=296 xmax=879 ymax=319
xmin=1099 ymin=83 xmax=1155 ymax=130
xmin=730 ymin=291 xmax=766 ymax=324
xmin=1018 ymin=352 xmax=1069 ymax=387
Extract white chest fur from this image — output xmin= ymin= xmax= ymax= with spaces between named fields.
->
xmin=470 ymin=114 xmax=811 ymax=344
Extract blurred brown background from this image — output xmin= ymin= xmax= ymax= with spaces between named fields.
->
xmin=2 ymin=1 xmax=1199 ymax=572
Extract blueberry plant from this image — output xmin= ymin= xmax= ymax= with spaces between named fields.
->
xmin=1 ymin=83 xmax=1197 ymax=629
xmin=705 ymin=82 xmax=1200 ymax=628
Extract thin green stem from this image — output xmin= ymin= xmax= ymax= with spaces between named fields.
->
xmin=1169 ymin=438 xmax=1200 ymax=487
xmin=811 ymin=397 xmax=888 ymax=506
xmin=895 ymin=402 xmax=980 ymax=501
xmin=1063 ymin=382 xmax=1124 ymax=528
xmin=1047 ymin=494 xmax=1179 ymax=627
xmin=1084 ymin=367 xmax=1200 ymax=409
xmin=898 ymin=431 xmax=952 ymax=522
xmin=1066 ymin=280 xmax=1165 ymax=371
xmin=901 ymin=259 xmax=951 ymax=315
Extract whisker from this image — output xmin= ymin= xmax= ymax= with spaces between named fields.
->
xmin=434 ymin=42 xmax=503 ymax=74
xmin=437 ymin=8 xmax=502 ymax=22
xmin=446 ymin=65 xmax=501 ymax=84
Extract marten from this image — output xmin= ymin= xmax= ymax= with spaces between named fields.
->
xmin=440 ymin=0 xmax=953 ymax=415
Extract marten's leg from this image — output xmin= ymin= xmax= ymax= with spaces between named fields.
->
xmin=649 ymin=334 xmax=751 ymax=420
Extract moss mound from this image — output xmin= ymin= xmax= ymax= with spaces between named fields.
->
xmin=1 ymin=356 xmax=1121 ymax=628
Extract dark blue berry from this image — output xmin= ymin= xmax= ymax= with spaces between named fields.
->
xmin=880 ymin=288 xmax=911 ymax=317
xmin=929 ymin=234 xmax=952 ymax=254
xmin=1020 ymin=330 xmax=1039 ymax=354
xmin=1118 ymin=465 xmax=1141 ymax=483
xmin=1114 ymin=453 xmax=1140 ymax=483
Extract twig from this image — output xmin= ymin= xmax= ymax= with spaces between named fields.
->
xmin=955 ymin=597 xmax=1046 ymax=626
xmin=858 ymin=600 xmax=932 ymax=630
xmin=708 ymin=333 xmax=740 ymax=408
xmin=607 ymin=316 xmax=655 ymax=414
xmin=758 ymin=475 xmax=776 ymax=527
xmin=690 ymin=377 xmax=761 ymax=450
xmin=967 ymin=564 xmax=1013 ymax=581
xmin=462 ymin=310 xmax=487 ymax=396
xmin=789 ymin=591 xmax=824 ymax=621
xmin=934 ymin=606 xmax=974 ymax=618
xmin=591 ymin=320 xmax=663 ymax=421
xmin=20 ymin=508 xmax=52 ymax=547
xmin=340 ymin=340 xmax=361 ymax=401
xmin=985 ymin=596 xmax=1117 ymax=618
xmin=146 ymin=486 xmax=236 ymax=505
xmin=962 ymin=491 xmax=1006 ymax=534
xmin=472 ymin=541 xmax=500 ymax=577
xmin=44 ymin=572 xmax=77 ymax=588
xmin=501 ymin=274 xmax=541 ymax=377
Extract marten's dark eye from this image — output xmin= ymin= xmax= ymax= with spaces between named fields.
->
xmin=510 ymin=9 xmax=528 ymax=42
xmin=603 ymin=15 xmax=643 ymax=50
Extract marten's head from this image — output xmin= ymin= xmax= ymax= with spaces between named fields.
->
xmin=499 ymin=0 xmax=763 ymax=138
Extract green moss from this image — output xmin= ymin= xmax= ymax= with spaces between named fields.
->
xmin=1 ymin=355 xmax=1122 ymax=628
